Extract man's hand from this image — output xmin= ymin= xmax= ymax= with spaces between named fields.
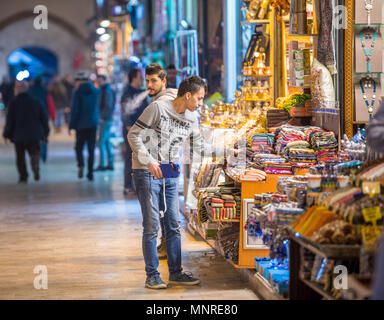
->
xmin=126 ymin=126 xmax=132 ymax=131
xmin=68 ymin=129 xmax=72 ymax=136
xmin=148 ymin=162 xmax=163 ymax=179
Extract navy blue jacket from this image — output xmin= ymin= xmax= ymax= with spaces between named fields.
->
xmin=99 ymin=84 xmax=116 ymax=121
xmin=69 ymin=82 xmax=100 ymax=130
xmin=3 ymin=93 xmax=49 ymax=143
xmin=120 ymin=84 xmax=149 ymax=127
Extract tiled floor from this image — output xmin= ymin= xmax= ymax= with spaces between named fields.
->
xmin=0 ymin=132 xmax=259 ymax=300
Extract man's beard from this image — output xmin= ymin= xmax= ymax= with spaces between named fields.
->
xmin=148 ymin=88 xmax=161 ymax=97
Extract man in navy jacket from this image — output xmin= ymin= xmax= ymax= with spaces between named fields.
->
xmin=3 ymin=80 xmax=49 ymax=183
xmin=69 ymin=72 xmax=100 ymax=181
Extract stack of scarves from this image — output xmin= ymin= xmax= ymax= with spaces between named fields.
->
xmin=249 ymin=133 xmax=275 ymax=154
xmin=274 ymin=126 xmax=307 ymax=155
xmin=285 ymin=141 xmax=317 ymax=168
xmin=262 ymin=156 xmax=292 ymax=175
xmin=309 ymin=131 xmax=338 ymax=162
xmin=209 ymin=188 xmax=241 ymax=220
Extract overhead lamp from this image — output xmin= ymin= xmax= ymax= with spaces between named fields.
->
xmin=96 ymin=27 xmax=106 ymax=35
xmin=100 ymin=20 xmax=110 ymax=28
xmin=99 ymin=33 xmax=111 ymax=42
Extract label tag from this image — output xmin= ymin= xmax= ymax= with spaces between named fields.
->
xmin=362 ymin=181 xmax=381 ymax=197
xmin=362 ymin=206 xmax=382 ymax=223
xmin=361 ymin=225 xmax=381 ymax=245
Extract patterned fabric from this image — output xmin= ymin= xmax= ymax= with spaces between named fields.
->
xmin=317 ymin=0 xmax=336 ymax=74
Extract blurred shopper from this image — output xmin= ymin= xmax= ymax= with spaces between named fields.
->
xmin=28 ymin=78 xmax=54 ymax=163
xmin=69 ymin=72 xmax=100 ymax=181
xmin=3 ymin=80 xmax=49 ymax=183
xmin=145 ymin=63 xmax=178 ymax=260
xmin=94 ymin=75 xmax=116 ymax=171
xmin=166 ymin=64 xmax=177 ymax=89
xmin=121 ymin=68 xmax=149 ymax=195
xmin=128 ymin=76 xmax=209 ymax=289
xmin=62 ymin=74 xmax=74 ymax=126
xmin=49 ymin=76 xmax=69 ymax=133
xmin=0 ymin=76 xmax=14 ymax=111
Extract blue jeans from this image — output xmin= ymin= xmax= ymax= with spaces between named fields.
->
xmin=54 ymin=109 xmax=65 ymax=128
xmin=98 ymin=120 xmax=114 ymax=167
xmin=133 ymin=169 xmax=182 ymax=277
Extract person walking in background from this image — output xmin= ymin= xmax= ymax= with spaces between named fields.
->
xmin=166 ymin=64 xmax=177 ymax=89
xmin=28 ymin=78 xmax=54 ymax=163
xmin=69 ymin=71 xmax=100 ymax=181
xmin=49 ymin=76 xmax=69 ymax=133
xmin=95 ymin=75 xmax=116 ymax=171
xmin=0 ymin=76 xmax=14 ymax=111
xmin=121 ymin=68 xmax=150 ymax=195
xmin=62 ymin=74 xmax=74 ymax=126
xmin=3 ymin=80 xmax=49 ymax=183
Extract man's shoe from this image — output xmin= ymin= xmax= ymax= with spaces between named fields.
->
xmin=78 ymin=167 xmax=84 ymax=179
xmin=18 ymin=178 xmax=27 ymax=184
xmin=145 ymin=275 xmax=167 ymax=289
xmin=87 ymin=173 xmax=94 ymax=181
xmin=168 ymin=272 xmax=201 ymax=286
xmin=157 ymin=238 xmax=167 ymax=260
xmin=94 ymin=166 xmax=107 ymax=172
xmin=106 ymin=165 xmax=114 ymax=171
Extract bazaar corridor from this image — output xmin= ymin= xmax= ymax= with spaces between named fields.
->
xmin=0 ymin=136 xmax=259 ymax=300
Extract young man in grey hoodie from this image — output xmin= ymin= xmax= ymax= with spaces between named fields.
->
xmin=128 ymin=75 xmax=227 ymax=289
xmin=144 ymin=63 xmax=177 ymax=260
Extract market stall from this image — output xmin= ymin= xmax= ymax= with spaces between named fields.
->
xmin=180 ymin=0 xmax=384 ymax=300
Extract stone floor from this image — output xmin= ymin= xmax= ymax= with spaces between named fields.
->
xmin=0 ymin=130 xmax=259 ymax=300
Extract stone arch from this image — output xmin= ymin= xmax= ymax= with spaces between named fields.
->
xmin=0 ymin=10 xmax=86 ymax=42
xmin=0 ymin=15 xmax=91 ymax=79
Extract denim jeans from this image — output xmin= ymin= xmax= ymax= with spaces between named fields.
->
xmin=133 ymin=169 xmax=182 ymax=277
xmin=54 ymin=109 xmax=65 ymax=128
xmin=98 ymin=120 xmax=114 ymax=167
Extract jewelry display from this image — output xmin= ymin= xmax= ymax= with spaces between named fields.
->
xmin=364 ymin=0 xmax=375 ymax=25
xmin=359 ymin=78 xmax=376 ymax=119
xmin=360 ymin=29 xmax=376 ymax=73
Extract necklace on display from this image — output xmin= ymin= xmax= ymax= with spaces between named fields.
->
xmin=364 ymin=0 xmax=375 ymax=25
xmin=360 ymin=29 xmax=377 ymax=72
xmin=360 ymin=78 xmax=376 ymax=119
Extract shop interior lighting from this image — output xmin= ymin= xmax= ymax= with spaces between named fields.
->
xmin=99 ymin=33 xmax=111 ymax=42
xmin=100 ymin=20 xmax=110 ymax=28
xmin=96 ymin=27 xmax=106 ymax=35
xmin=16 ymin=70 xmax=29 ymax=81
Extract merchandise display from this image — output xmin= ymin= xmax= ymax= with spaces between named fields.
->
xmin=180 ymin=0 xmax=384 ymax=301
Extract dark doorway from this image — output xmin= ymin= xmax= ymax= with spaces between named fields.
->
xmin=7 ymin=47 xmax=58 ymax=83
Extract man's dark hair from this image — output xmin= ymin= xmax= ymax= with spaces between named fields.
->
xmin=128 ymin=68 xmax=141 ymax=83
xmin=177 ymin=75 xmax=207 ymax=97
xmin=145 ymin=63 xmax=166 ymax=80
xmin=166 ymin=64 xmax=176 ymax=70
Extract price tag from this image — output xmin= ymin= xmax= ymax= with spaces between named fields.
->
xmin=362 ymin=206 xmax=382 ymax=223
xmin=362 ymin=181 xmax=381 ymax=197
xmin=361 ymin=225 xmax=381 ymax=245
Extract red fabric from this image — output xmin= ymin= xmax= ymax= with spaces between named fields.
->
xmin=46 ymin=93 xmax=56 ymax=122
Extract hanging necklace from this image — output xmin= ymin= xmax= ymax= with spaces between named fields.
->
xmin=360 ymin=79 xmax=376 ymax=119
xmin=360 ymin=29 xmax=376 ymax=73
xmin=364 ymin=0 xmax=375 ymax=25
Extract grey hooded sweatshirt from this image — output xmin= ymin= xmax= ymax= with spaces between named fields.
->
xmin=128 ymin=88 xmax=224 ymax=170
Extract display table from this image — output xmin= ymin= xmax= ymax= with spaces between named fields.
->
xmin=237 ymin=174 xmax=292 ymax=268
